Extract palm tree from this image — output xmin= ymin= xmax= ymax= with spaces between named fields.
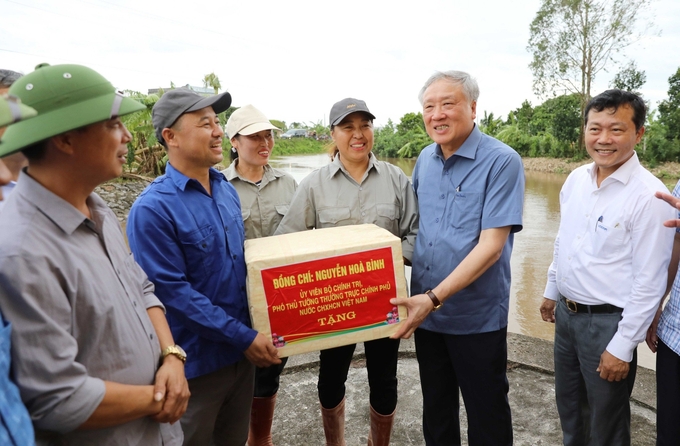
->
xmin=203 ymin=72 xmax=222 ymax=95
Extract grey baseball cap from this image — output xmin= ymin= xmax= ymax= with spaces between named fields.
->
xmin=329 ymin=98 xmax=376 ymax=127
xmin=152 ymin=87 xmax=232 ymax=146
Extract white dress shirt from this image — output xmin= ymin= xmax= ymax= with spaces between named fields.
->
xmin=544 ymin=152 xmax=675 ymax=362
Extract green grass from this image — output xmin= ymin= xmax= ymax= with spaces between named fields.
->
xmin=272 ymin=138 xmax=328 ymax=155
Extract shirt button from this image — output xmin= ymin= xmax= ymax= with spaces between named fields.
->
xmin=133 ymin=301 xmax=137 ymax=307
xmin=440 ymin=194 xmax=445 ymax=199
xmin=429 ymin=242 xmax=433 ymax=247
xmin=362 ymin=212 xmax=365 ymax=216
xmin=232 ymin=254 xmax=237 ymax=260
xmin=359 ymin=187 xmax=363 ymax=191
xmin=435 ymin=218 xmax=439 ymax=223
xmin=426 ymin=266 xmax=430 ymax=271
xmin=150 ymin=333 xmax=154 ymax=340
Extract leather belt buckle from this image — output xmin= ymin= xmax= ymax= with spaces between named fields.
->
xmin=565 ymin=298 xmax=579 ymax=313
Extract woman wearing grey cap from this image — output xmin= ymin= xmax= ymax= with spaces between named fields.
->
xmin=222 ymin=105 xmax=297 ymax=446
xmin=275 ymin=98 xmax=418 ymax=446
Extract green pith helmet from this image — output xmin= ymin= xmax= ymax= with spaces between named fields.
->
xmin=0 ymin=95 xmax=37 ymax=129
xmin=0 ymin=63 xmax=145 ymax=157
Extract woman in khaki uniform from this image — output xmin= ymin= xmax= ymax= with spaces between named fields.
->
xmin=222 ymin=105 xmax=297 ymax=446
xmin=275 ymin=98 xmax=418 ymax=446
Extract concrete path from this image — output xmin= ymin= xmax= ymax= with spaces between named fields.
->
xmin=271 ymin=333 xmax=657 ymax=445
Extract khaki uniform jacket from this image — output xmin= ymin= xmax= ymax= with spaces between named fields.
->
xmin=222 ymin=161 xmax=298 ymax=239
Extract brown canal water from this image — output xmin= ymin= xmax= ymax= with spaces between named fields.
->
xmin=269 ymin=154 xmax=657 ymax=370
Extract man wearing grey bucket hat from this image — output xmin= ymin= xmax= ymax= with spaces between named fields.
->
xmin=127 ymin=89 xmax=281 ymax=446
xmin=0 ymin=63 xmax=189 ymax=446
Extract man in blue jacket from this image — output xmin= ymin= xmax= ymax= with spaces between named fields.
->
xmin=127 ymin=88 xmax=280 ymax=446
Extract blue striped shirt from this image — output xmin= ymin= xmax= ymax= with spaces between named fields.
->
xmin=658 ymin=179 xmax=680 ymax=355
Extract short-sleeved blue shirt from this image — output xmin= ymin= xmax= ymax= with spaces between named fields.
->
xmin=0 ymin=316 xmax=34 ymax=445
xmin=127 ymin=163 xmax=256 ymax=379
xmin=411 ymin=125 xmax=525 ymax=335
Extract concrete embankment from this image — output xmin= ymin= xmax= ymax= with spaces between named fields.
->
xmin=276 ymin=333 xmax=656 ymax=446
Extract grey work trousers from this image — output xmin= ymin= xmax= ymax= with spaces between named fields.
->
xmin=554 ymin=298 xmax=637 ymax=446
xmin=180 ymin=358 xmax=255 ymax=446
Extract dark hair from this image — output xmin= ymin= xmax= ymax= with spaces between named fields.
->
xmin=584 ymin=89 xmax=646 ymax=131
xmin=0 ymin=69 xmax=22 ymax=89
xmin=21 ymin=139 xmax=49 ymax=161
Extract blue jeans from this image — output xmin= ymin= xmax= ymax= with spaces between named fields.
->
xmin=554 ymin=298 xmax=636 ymax=446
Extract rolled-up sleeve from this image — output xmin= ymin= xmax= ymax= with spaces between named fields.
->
xmin=0 ymin=254 xmax=105 ymax=433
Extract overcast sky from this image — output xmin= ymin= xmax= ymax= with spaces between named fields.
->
xmin=2 ymin=0 xmax=679 ymax=127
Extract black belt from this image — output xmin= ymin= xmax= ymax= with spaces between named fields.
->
xmin=560 ymin=296 xmax=623 ymax=314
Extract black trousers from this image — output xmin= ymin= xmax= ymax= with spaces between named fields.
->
xmin=415 ymin=327 xmax=512 ymax=446
xmin=317 ymin=337 xmax=400 ymax=415
xmin=253 ymin=357 xmax=289 ymax=398
xmin=657 ymin=340 xmax=680 ymax=445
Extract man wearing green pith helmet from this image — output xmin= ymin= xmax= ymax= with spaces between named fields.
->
xmin=0 ymin=63 xmax=190 ymax=445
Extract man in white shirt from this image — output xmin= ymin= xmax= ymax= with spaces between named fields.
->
xmin=540 ymin=89 xmax=675 ymax=445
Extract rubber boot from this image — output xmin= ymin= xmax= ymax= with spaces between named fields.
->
xmin=367 ymin=405 xmax=395 ymax=446
xmin=247 ymin=394 xmax=277 ymax=446
xmin=320 ymin=398 xmax=346 ymax=446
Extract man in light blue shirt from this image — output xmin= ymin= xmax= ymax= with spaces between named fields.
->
xmin=392 ymin=71 xmax=524 ymax=445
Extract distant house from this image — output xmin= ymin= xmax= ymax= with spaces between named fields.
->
xmin=147 ymin=84 xmax=215 ymax=97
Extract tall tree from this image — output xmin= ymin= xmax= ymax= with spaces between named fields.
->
xmin=202 ymin=72 xmax=222 ymax=95
xmin=658 ymin=68 xmax=680 ymax=141
xmin=610 ymin=61 xmax=647 ymax=94
xmin=527 ymin=0 xmax=655 ymax=148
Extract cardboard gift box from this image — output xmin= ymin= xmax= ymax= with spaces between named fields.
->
xmin=244 ymin=224 xmax=408 ymax=357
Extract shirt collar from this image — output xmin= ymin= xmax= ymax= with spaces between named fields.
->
xmin=166 ymin=162 xmax=226 ymax=192
xmin=222 ymin=160 xmax=282 ymax=183
xmin=432 ymin=124 xmax=481 ymax=161
xmin=328 ymin=152 xmax=380 ymax=179
xmin=15 ymin=170 xmax=106 ymax=235
xmin=586 ymin=151 xmax=640 ymax=186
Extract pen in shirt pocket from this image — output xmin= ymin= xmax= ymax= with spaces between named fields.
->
xmin=595 ymin=215 xmax=603 ymax=232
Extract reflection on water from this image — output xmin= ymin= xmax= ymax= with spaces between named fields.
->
xmin=269 ymin=153 xmax=657 ymax=370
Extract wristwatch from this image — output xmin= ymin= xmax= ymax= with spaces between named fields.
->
xmin=161 ymin=345 xmax=187 ymax=363
xmin=425 ymin=290 xmax=443 ymax=312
